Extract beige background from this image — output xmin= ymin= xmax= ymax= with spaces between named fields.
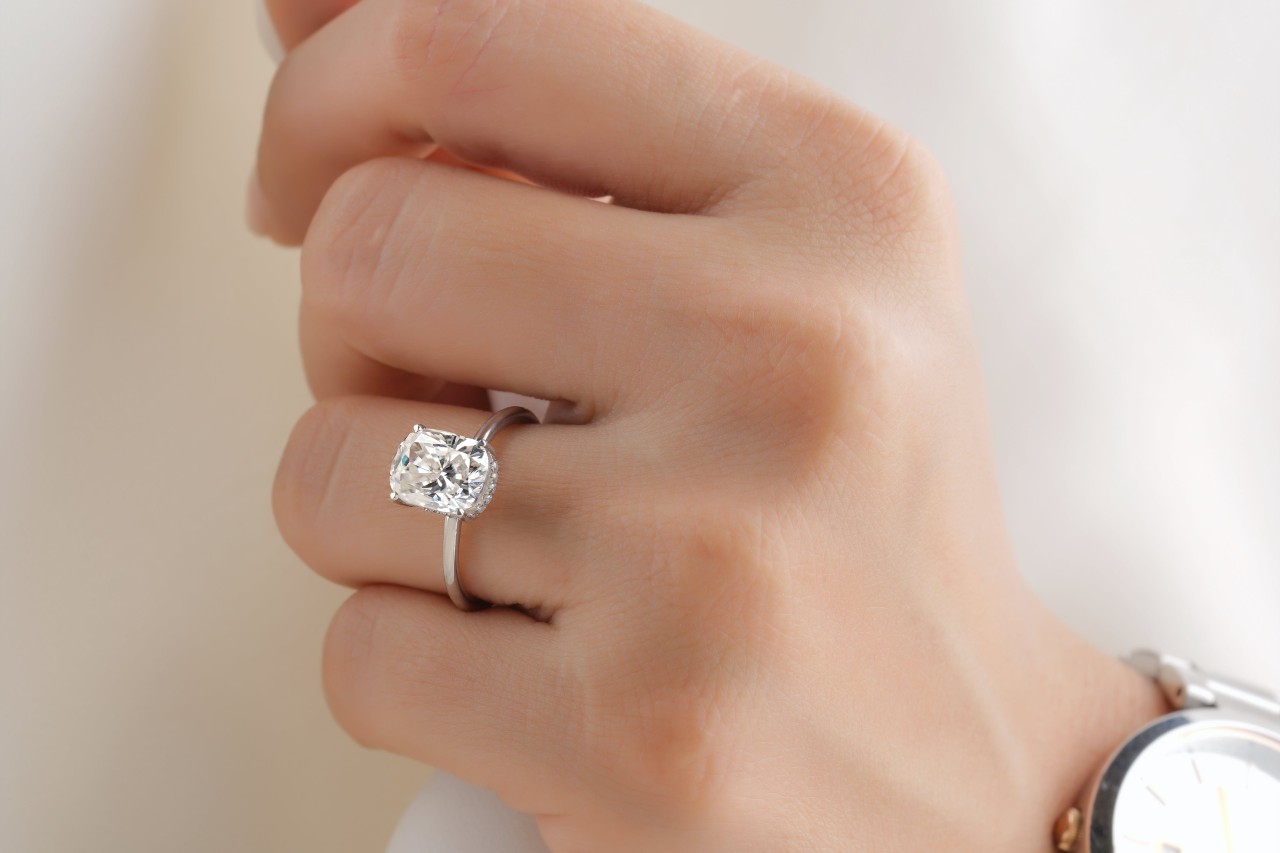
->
xmin=1 ymin=2 xmax=427 ymax=851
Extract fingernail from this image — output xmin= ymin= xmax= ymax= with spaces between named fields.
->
xmin=254 ymin=0 xmax=286 ymax=64
xmin=246 ymin=168 xmax=272 ymax=237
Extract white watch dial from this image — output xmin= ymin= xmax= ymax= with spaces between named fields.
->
xmin=1105 ymin=720 xmax=1280 ymax=853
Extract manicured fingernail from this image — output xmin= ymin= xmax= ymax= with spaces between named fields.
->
xmin=254 ymin=0 xmax=286 ymax=64
xmin=246 ymin=169 xmax=272 ymax=237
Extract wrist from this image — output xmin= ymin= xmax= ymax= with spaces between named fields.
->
xmin=1032 ymin=625 xmax=1170 ymax=851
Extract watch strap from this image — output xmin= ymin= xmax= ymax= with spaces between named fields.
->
xmin=1126 ymin=648 xmax=1280 ymax=719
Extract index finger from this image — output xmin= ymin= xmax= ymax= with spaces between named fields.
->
xmin=262 ymin=0 xmax=358 ymax=52
xmin=254 ymin=0 xmax=863 ymax=243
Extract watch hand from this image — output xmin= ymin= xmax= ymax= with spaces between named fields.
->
xmin=1217 ymin=786 xmax=1234 ymax=853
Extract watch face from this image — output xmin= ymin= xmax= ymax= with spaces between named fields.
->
xmin=1091 ymin=713 xmax=1280 ymax=853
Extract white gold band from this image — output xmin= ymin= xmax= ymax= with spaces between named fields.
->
xmin=442 ymin=407 xmax=540 ymax=611
xmin=389 ymin=406 xmax=541 ymax=611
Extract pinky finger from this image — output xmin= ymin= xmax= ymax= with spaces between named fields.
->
xmin=322 ymin=585 xmax=572 ymax=812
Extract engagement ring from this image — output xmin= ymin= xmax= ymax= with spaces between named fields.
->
xmin=389 ymin=406 xmax=539 ymax=610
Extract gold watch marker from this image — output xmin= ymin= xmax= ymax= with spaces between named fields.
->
xmin=1053 ymin=806 xmax=1081 ymax=852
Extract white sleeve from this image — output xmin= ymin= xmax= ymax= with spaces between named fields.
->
xmin=386 ymin=774 xmax=548 ymax=853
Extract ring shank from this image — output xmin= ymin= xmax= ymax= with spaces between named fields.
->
xmin=475 ymin=406 xmax=540 ymax=444
xmin=442 ymin=406 xmax=540 ymax=611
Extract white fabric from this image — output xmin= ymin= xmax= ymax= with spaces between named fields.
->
xmin=387 ymin=773 xmax=549 ymax=852
xmin=387 ymin=1 xmax=1280 ymax=850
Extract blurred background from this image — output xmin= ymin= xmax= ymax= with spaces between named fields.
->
xmin=0 ymin=3 xmax=429 ymax=851
xmin=1 ymin=1 xmax=1276 ymax=851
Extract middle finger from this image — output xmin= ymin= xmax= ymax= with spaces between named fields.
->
xmin=302 ymin=156 xmax=723 ymax=414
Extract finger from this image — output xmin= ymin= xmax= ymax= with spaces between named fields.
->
xmin=300 ymin=157 xmax=720 ymax=410
xmin=299 ymin=301 xmax=490 ymax=407
xmin=262 ymin=0 xmax=358 ymax=52
xmin=256 ymin=0 xmax=843 ymax=242
xmin=274 ymin=395 xmax=589 ymax=613
xmin=323 ymin=584 xmax=570 ymax=805
xmin=296 ymin=151 xmax=542 ymax=409
xmin=425 ymin=145 xmax=533 ymax=186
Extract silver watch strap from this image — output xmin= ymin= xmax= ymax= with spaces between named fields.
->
xmin=1127 ymin=648 xmax=1280 ymax=718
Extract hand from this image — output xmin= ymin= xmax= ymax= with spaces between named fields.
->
xmin=257 ymin=0 xmax=1167 ymax=849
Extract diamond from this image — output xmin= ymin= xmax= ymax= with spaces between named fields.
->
xmin=389 ymin=427 xmax=496 ymax=518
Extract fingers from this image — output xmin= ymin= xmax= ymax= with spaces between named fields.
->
xmin=323 ymin=584 xmax=569 ymax=802
xmin=273 ymin=395 xmax=589 ymax=612
xmin=300 ymin=157 xmax=714 ymax=411
xmin=262 ymin=0 xmax=358 ymax=51
xmin=254 ymin=0 xmax=834 ymax=242
xmin=299 ymin=301 xmax=490 ymax=406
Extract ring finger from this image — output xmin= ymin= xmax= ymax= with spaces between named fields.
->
xmin=273 ymin=394 xmax=595 ymax=613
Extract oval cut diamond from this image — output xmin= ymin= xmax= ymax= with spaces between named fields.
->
xmin=389 ymin=428 xmax=495 ymax=517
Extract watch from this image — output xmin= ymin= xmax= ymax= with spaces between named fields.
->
xmin=1053 ymin=649 xmax=1280 ymax=853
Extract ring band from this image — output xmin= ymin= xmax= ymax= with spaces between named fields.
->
xmin=388 ymin=406 xmax=540 ymax=611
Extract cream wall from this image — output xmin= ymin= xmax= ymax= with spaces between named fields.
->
xmin=3 ymin=1 xmax=1277 ymax=852
xmin=1 ymin=3 xmax=427 ymax=851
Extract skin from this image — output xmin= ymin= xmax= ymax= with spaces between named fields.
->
xmin=257 ymin=0 xmax=1169 ymax=849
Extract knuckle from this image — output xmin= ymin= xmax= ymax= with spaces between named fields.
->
xmin=793 ymin=104 xmax=954 ymax=245
xmin=302 ymin=158 xmax=425 ymax=344
xmin=835 ymin=298 xmax=953 ymax=442
xmin=324 ymin=587 xmax=529 ymax=765
xmin=580 ymin=662 xmax=738 ymax=810
xmin=384 ymin=0 xmax=523 ymax=102
xmin=842 ymin=122 xmax=953 ymax=240
xmin=632 ymin=682 xmax=735 ymax=807
xmin=678 ymin=272 xmax=950 ymax=477
xmin=660 ymin=506 xmax=787 ymax=617
xmin=578 ymin=511 xmax=782 ymax=806
xmin=322 ymin=588 xmax=393 ymax=750
xmin=272 ymin=397 xmax=360 ymax=569
xmin=383 ymin=0 xmax=446 ymax=87
xmin=694 ymin=282 xmax=858 ymax=425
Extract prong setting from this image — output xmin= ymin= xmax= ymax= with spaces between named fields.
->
xmin=387 ymin=407 xmax=539 ymax=612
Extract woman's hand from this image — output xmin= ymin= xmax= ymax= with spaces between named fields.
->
xmin=258 ymin=0 xmax=1166 ymax=848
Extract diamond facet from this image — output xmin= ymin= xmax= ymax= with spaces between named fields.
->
xmin=389 ymin=428 xmax=495 ymax=518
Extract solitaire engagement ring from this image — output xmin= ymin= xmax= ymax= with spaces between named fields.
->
xmin=388 ymin=406 xmax=540 ymax=611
